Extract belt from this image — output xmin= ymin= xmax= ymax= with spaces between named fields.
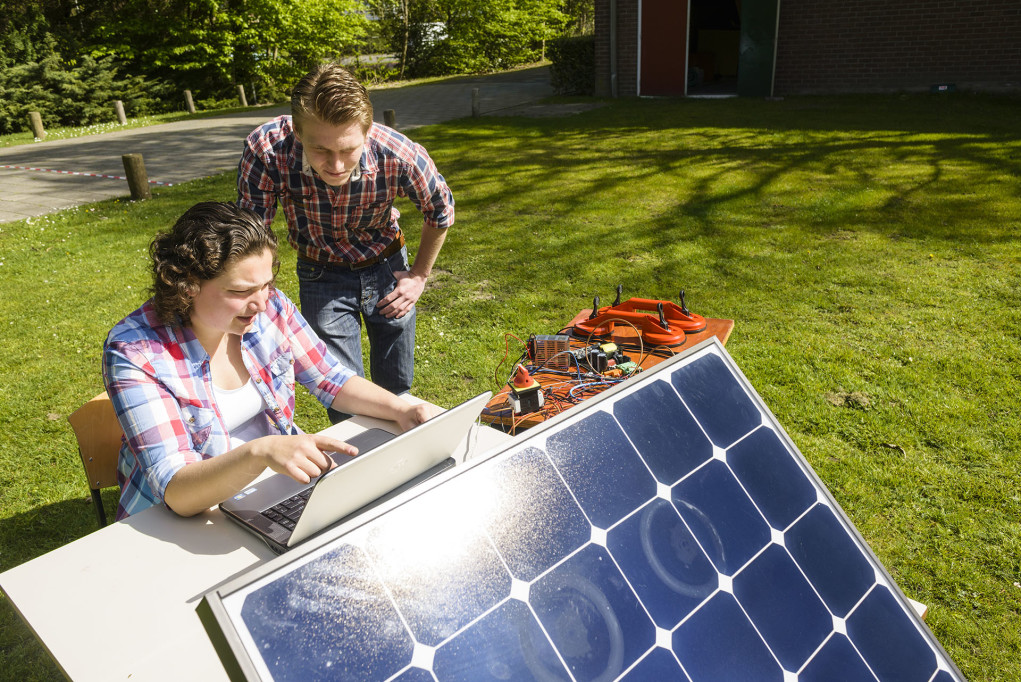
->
xmin=297 ymin=232 xmax=404 ymax=270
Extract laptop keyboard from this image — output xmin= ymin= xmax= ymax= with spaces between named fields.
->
xmin=260 ymin=487 xmax=314 ymax=531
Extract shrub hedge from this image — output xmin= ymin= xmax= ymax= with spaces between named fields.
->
xmin=548 ymin=35 xmax=595 ymax=96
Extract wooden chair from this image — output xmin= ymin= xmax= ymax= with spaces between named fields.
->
xmin=67 ymin=392 xmax=123 ymax=527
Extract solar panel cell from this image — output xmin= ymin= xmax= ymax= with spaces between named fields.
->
xmin=619 ymin=646 xmax=687 ymax=680
xmin=482 ymin=446 xmax=591 ymax=581
xmin=612 ymin=379 xmax=714 ymax=484
xmin=727 ymin=425 xmax=818 ymax=530
xmin=785 ymin=505 xmax=878 ymax=617
xmin=363 ymin=485 xmax=513 ymax=646
xmin=670 ymin=352 xmax=761 ymax=448
xmin=846 ymin=586 xmax=940 ymax=682
xmin=239 ymin=543 xmax=414 ymax=681
xmin=733 ymin=544 xmax=833 ymax=671
xmin=545 ymin=411 xmax=657 ymax=529
xmin=530 ymin=544 xmax=655 ymax=681
xmin=432 ymin=600 xmax=569 ymax=682
xmin=672 ymin=592 xmax=784 ymax=681
xmin=672 ymin=460 xmax=773 ymax=575
xmin=606 ymin=497 xmax=717 ymax=628
xmin=798 ymin=634 xmax=877 ymax=681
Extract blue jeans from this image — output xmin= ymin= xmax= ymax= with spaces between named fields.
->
xmin=296 ymin=246 xmax=416 ymax=423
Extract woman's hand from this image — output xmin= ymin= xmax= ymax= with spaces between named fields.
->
xmin=252 ymin=433 xmax=359 ymax=484
xmin=330 ymin=375 xmax=441 ymax=431
xmin=393 ymin=402 xmax=439 ymax=432
xmin=164 ymin=433 xmax=360 ymax=516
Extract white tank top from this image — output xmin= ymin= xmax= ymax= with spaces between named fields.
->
xmin=212 ymin=378 xmax=272 ymax=449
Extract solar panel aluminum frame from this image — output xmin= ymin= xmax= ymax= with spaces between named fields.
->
xmin=197 ymin=337 xmax=964 ymax=681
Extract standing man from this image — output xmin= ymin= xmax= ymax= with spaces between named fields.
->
xmin=237 ymin=62 xmax=454 ymax=422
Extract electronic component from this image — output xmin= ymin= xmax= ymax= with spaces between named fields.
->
xmin=508 ymin=365 xmax=544 ymax=415
xmin=531 ymin=334 xmax=571 ymax=370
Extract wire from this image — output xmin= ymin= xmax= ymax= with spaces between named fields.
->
xmin=493 ymin=332 xmax=529 ymax=386
xmin=486 ymin=319 xmax=686 ymax=433
xmin=579 ymin=316 xmax=647 ymax=368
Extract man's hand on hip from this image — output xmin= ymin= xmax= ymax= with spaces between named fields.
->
xmin=378 ymin=270 xmax=426 ymax=318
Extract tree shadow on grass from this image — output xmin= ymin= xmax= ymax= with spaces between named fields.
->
xmin=416 ymin=94 xmax=1020 ymax=296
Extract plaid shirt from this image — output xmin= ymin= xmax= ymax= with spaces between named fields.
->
xmin=103 ymin=289 xmax=354 ymax=520
xmin=237 ymin=116 xmax=454 ymax=264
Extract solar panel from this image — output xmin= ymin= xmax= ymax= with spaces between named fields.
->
xmin=200 ymin=338 xmax=963 ymax=681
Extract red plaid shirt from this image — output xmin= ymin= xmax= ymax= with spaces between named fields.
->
xmin=237 ymin=116 xmax=454 ymax=264
xmin=104 ymin=289 xmax=353 ymax=519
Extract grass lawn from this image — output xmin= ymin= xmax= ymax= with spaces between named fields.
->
xmin=1 ymin=91 xmax=1019 ymax=679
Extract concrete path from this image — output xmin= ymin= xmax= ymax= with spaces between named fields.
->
xmin=0 ymin=65 xmax=554 ymax=224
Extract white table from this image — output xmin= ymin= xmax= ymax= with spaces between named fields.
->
xmin=1 ymin=406 xmax=513 ymax=681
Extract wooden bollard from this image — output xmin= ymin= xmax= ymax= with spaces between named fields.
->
xmin=471 ymin=88 xmax=480 ymax=118
xmin=237 ymin=84 xmax=248 ymax=107
xmin=384 ymin=109 xmax=396 ymax=128
xmin=184 ymin=89 xmax=196 ymax=114
xmin=114 ymin=100 xmax=127 ymax=125
xmin=121 ymin=154 xmax=151 ymax=200
xmin=28 ymin=111 xmax=46 ymax=140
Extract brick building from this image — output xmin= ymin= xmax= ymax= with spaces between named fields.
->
xmin=595 ymin=0 xmax=1021 ymax=97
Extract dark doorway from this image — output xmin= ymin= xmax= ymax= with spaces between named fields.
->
xmin=687 ymin=0 xmax=741 ymax=96
xmin=640 ymin=0 xmax=689 ymax=96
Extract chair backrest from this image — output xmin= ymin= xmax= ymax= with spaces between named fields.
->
xmin=68 ymin=391 xmax=123 ymax=525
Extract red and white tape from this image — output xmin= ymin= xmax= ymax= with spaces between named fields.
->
xmin=1 ymin=164 xmax=174 ymax=186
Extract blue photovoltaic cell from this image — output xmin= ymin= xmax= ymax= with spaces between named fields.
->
xmin=619 ymin=646 xmax=686 ymax=680
xmin=847 ymin=586 xmax=939 ymax=682
xmin=530 ymin=543 xmax=655 ymax=680
xmin=432 ymin=600 xmax=569 ymax=681
xmin=670 ymin=351 xmax=761 ymax=448
xmin=727 ymin=426 xmax=818 ymax=530
xmin=612 ymin=379 xmax=713 ymax=484
xmin=672 ymin=592 xmax=784 ymax=682
xmin=798 ymin=634 xmax=877 ymax=682
xmin=545 ymin=410 xmax=657 ymax=529
xmin=480 ymin=446 xmax=590 ymax=582
xmin=732 ymin=544 xmax=832 ymax=671
xmin=606 ymin=498 xmax=717 ymax=628
xmin=238 ymin=543 xmax=413 ymax=681
xmin=362 ymin=475 xmax=512 ymax=647
xmin=786 ymin=505 xmax=877 ymax=617
xmin=672 ymin=459 xmax=772 ymax=575
xmin=223 ymin=341 xmax=962 ymax=682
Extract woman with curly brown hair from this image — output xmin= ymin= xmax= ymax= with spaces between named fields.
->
xmin=103 ymin=201 xmax=435 ymax=520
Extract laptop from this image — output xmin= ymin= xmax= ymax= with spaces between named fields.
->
xmin=220 ymin=391 xmax=492 ymax=553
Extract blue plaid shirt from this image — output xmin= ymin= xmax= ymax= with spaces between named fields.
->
xmin=103 ymin=288 xmax=354 ymax=519
xmin=237 ymin=116 xmax=454 ymax=264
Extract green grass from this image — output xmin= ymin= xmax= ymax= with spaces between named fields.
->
xmin=2 ymin=91 xmax=1020 ymax=679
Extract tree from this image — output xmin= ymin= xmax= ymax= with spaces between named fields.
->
xmin=370 ymin=0 xmax=567 ymax=78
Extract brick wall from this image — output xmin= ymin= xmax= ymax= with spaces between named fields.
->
xmin=775 ymin=0 xmax=1021 ymax=94
xmin=595 ymin=0 xmax=641 ymax=97
xmin=596 ymin=0 xmax=1021 ymax=97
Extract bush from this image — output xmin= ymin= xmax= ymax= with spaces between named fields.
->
xmin=0 ymin=51 xmax=178 ymax=134
xmin=549 ymin=35 xmax=595 ymax=95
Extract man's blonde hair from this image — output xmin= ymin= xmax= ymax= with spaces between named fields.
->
xmin=291 ymin=62 xmax=374 ymax=133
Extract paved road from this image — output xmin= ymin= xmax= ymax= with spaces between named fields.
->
xmin=0 ymin=65 xmax=553 ymax=224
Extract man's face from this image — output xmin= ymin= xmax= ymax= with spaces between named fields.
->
xmin=295 ymin=117 xmax=367 ymax=187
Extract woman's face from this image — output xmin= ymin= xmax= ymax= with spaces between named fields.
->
xmin=189 ymin=248 xmax=275 ymax=340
